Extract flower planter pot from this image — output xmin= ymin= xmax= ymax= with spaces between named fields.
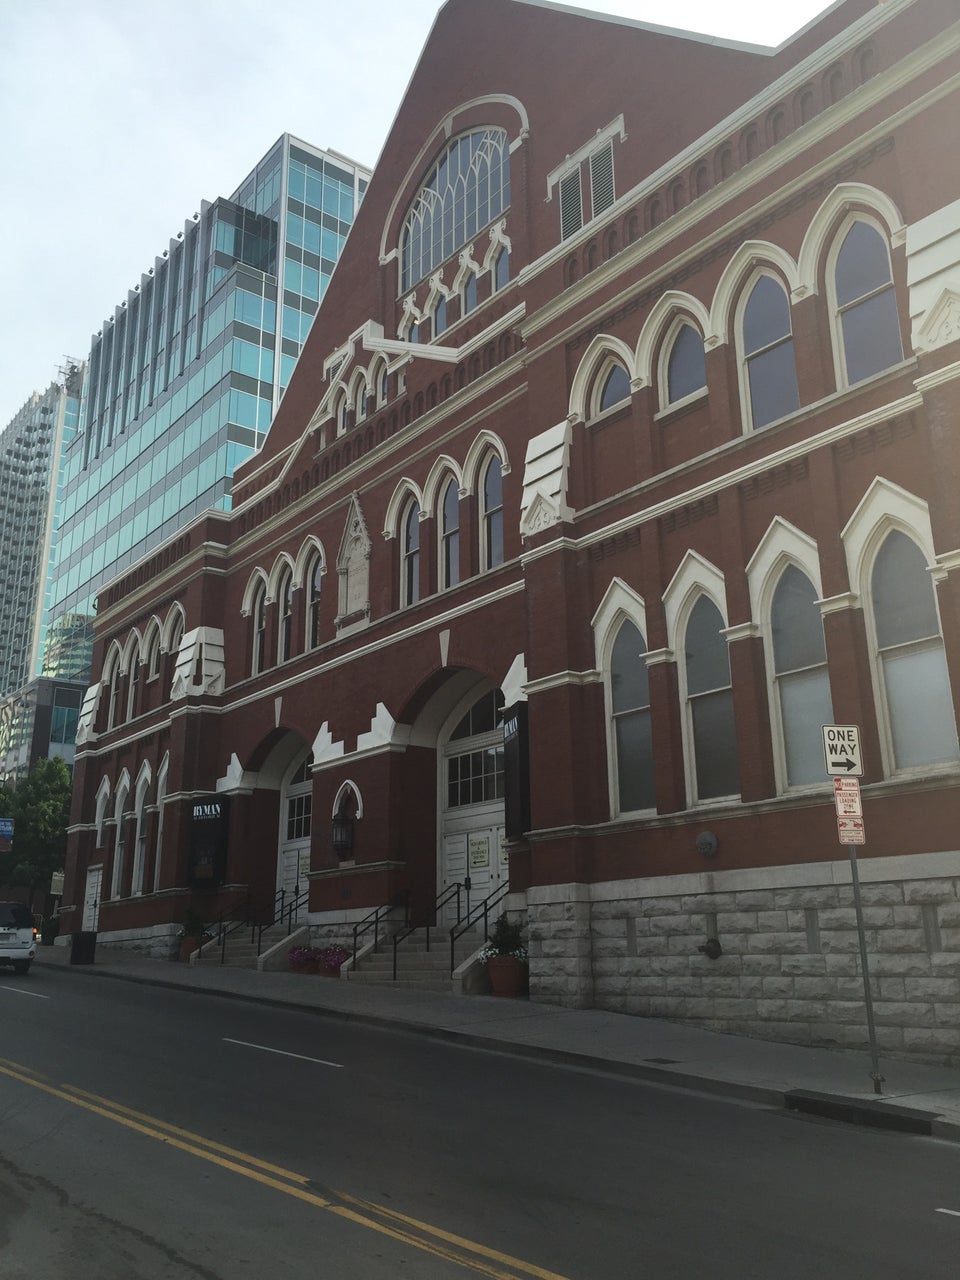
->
xmin=486 ymin=955 xmax=528 ymax=997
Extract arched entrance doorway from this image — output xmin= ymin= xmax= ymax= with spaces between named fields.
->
xmin=277 ymin=750 xmax=313 ymax=922
xmin=438 ymin=686 xmax=506 ymax=922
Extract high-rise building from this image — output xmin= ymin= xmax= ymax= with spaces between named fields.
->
xmin=43 ymin=135 xmax=370 ymax=682
xmin=0 ymin=363 xmax=84 ymax=697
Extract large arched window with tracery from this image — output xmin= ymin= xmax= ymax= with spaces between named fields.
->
xmin=401 ymin=129 xmax=511 ymax=290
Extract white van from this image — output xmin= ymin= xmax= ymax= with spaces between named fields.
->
xmin=0 ymin=903 xmax=37 ymax=974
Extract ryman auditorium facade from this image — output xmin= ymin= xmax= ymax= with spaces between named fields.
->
xmin=63 ymin=0 xmax=960 ymax=1062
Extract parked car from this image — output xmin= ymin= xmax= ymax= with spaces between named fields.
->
xmin=0 ymin=903 xmax=37 ymax=974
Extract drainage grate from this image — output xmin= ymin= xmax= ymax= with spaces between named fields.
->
xmin=644 ymin=1057 xmax=680 ymax=1065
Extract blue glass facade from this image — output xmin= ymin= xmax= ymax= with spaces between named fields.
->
xmin=43 ymin=136 xmax=369 ymax=681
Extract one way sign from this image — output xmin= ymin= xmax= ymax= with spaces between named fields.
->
xmin=822 ymin=724 xmax=863 ymax=777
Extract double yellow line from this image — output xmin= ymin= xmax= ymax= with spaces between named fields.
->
xmin=0 ymin=1057 xmax=569 ymax=1280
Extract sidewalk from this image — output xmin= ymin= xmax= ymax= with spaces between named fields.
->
xmin=34 ymin=942 xmax=960 ymax=1141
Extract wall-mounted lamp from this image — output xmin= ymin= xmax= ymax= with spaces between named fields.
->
xmin=698 ymin=937 xmax=722 ymax=960
xmin=695 ymin=831 xmax=718 ymax=858
xmin=332 ymin=808 xmax=354 ymax=859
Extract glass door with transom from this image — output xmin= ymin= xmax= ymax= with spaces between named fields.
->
xmin=440 ymin=690 xmax=506 ymax=924
xmin=278 ymin=756 xmax=312 ymax=923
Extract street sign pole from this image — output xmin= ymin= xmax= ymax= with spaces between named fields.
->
xmin=822 ymin=725 xmax=883 ymax=1094
xmin=846 ymin=841 xmax=883 ymax=1095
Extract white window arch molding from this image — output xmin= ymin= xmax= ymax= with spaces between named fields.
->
xmin=422 ymin=273 xmax=454 ymax=329
xmin=591 ymin=578 xmax=654 ymax=816
xmin=451 ymin=247 xmax=482 ymax=310
xmin=240 ymin=568 xmax=269 ymax=618
xmin=399 ymin=293 xmax=424 ymax=341
xmin=422 ymin=455 xmax=465 ymax=517
xmin=821 ymin=210 xmax=903 ymax=391
xmin=333 ymin=388 xmax=349 ymax=437
xmin=103 ymin=642 xmax=123 ymax=731
xmin=568 ymin=334 xmax=636 ymax=424
xmin=370 ymin=356 xmax=390 ymax=408
xmin=131 ymin=760 xmax=152 ymax=896
xmin=332 ymin=779 xmax=364 ymax=821
xmin=293 ymin=536 xmax=325 ymax=591
xmin=841 ymin=477 xmax=955 ymax=778
xmin=161 ymin=604 xmax=185 ymax=656
xmin=795 ymin=182 xmax=905 ymax=301
xmin=662 ymin=551 xmax=733 ymax=807
xmin=266 ymin=552 xmax=296 ymax=604
xmin=125 ymin=635 xmax=142 ymax=722
xmin=708 ymin=240 xmax=802 ymax=341
xmin=636 ymin=290 xmax=713 ymax=390
xmin=462 ymin=430 xmax=510 ymax=496
xmin=94 ymin=775 xmax=111 ymax=848
xmin=110 ymin=768 xmax=131 ymax=899
xmin=481 ymin=219 xmax=512 ymax=278
xmin=745 ymin=518 xmax=829 ymax=793
xmin=347 ymin=368 xmax=368 ymax=422
xmin=381 ymin=478 xmax=425 ymax=542
xmin=142 ymin=617 xmax=162 ymax=680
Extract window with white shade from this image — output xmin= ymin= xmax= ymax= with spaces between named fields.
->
xmin=770 ymin=566 xmax=833 ymax=786
xmin=609 ymin=621 xmax=654 ymax=812
xmin=684 ymin=596 xmax=739 ymax=800
xmin=870 ymin=531 xmax=958 ymax=770
xmin=741 ymin=275 xmax=800 ymax=430
xmin=833 ymin=220 xmax=903 ymax=387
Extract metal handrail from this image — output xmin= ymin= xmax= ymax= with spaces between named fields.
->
xmin=449 ymin=880 xmax=510 ymax=974
xmin=352 ymin=892 xmax=409 ymax=968
xmin=198 ymin=882 xmax=311 ymax=964
xmin=392 ymin=881 xmax=464 ymax=980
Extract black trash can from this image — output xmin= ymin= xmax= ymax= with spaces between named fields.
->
xmin=70 ymin=931 xmax=97 ymax=965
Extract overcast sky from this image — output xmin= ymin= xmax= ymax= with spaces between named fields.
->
xmin=1 ymin=0 xmax=835 ymax=430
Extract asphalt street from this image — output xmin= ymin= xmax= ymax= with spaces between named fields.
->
xmin=2 ymin=965 xmax=959 ymax=1278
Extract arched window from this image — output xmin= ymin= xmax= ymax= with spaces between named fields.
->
xmin=834 ymin=220 xmax=902 ymax=386
xmin=870 ymin=531 xmax=958 ymax=771
xmin=494 ymin=248 xmax=510 ymax=291
xmin=111 ymin=784 xmax=128 ymax=898
xmin=277 ymin=569 xmax=293 ymax=663
xmin=481 ymin=456 xmax=504 ymax=570
xmin=146 ymin=627 xmax=161 ymax=680
xmin=126 ymin=644 xmax=141 ymax=721
xmin=252 ymin=584 xmax=267 ymax=674
xmin=742 ymin=275 xmax=800 ymax=429
xmin=168 ymin=611 xmax=184 ymax=661
xmin=597 ymin=364 xmax=631 ymax=414
xmin=770 ymin=566 xmax=833 ymax=786
xmin=610 ymin=621 xmax=654 ymax=812
xmin=401 ymin=128 xmax=511 ymax=290
xmin=685 ymin=596 xmax=739 ymax=800
xmin=665 ymin=323 xmax=707 ymax=405
xmin=153 ymin=759 xmax=167 ymax=894
xmin=434 ymin=296 xmax=447 ymax=337
xmin=307 ymin=555 xmax=323 ymax=649
xmin=106 ymin=652 xmax=121 ymax=731
xmin=462 ymin=274 xmax=478 ymax=317
xmin=440 ymin=478 xmax=460 ymax=590
xmin=402 ymin=501 xmax=421 ymax=606
xmin=132 ymin=777 xmax=149 ymax=896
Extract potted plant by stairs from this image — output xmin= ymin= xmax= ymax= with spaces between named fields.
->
xmin=480 ymin=914 xmax=528 ymax=997
xmin=178 ymin=909 xmax=208 ymax=962
xmin=288 ymin=944 xmax=351 ymax=976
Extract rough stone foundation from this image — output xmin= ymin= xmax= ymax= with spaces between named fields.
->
xmin=522 ymin=852 xmax=960 ymax=1066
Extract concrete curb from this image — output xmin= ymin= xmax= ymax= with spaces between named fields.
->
xmin=44 ymin=959 xmax=958 ymax=1138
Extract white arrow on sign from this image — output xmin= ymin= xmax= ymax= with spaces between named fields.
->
xmin=822 ymin=724 xmax=863 ymax=777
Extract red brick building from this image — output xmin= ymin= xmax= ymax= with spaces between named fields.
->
xmin=64 ymin=0 xmax=960 ymax=1061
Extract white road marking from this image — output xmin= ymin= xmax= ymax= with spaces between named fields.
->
xmin=223 ymin=1037 xmax=343 ymax=1068
xmin=935 ymin=1208 xmax=960 ymax=1218
xmin=0 ymin=985 xmax=50 ymax=999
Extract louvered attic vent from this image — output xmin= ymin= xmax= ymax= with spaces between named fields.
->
xmin=590 ymin=142 xmax=615 ymax=218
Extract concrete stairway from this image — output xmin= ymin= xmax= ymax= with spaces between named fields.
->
xmin=348 ymin=926 xmax=486 ymax=992
xmin=192 ymin=922 xmax=301 ymax=969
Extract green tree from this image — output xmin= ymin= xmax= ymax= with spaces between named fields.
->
xmin=0 ymin=758 xmax=72 ymax=910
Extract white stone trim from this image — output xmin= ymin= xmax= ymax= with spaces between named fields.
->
xmin=520 ymin=420 xmax=573 ymax=536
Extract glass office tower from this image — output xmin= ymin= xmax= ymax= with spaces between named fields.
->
xmin=0 ymin=364 xmax=84 ymax=696
xmin=43 ymin=135 xmax=370 ymax=683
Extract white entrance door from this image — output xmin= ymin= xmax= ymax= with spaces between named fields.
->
xmin=277 ymin=753 xmax=312 ymax=924
xmin=439 ymin=688 xmax=506 ymax=925
xmin=82 ymin=866 xmax=102 ymax=931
